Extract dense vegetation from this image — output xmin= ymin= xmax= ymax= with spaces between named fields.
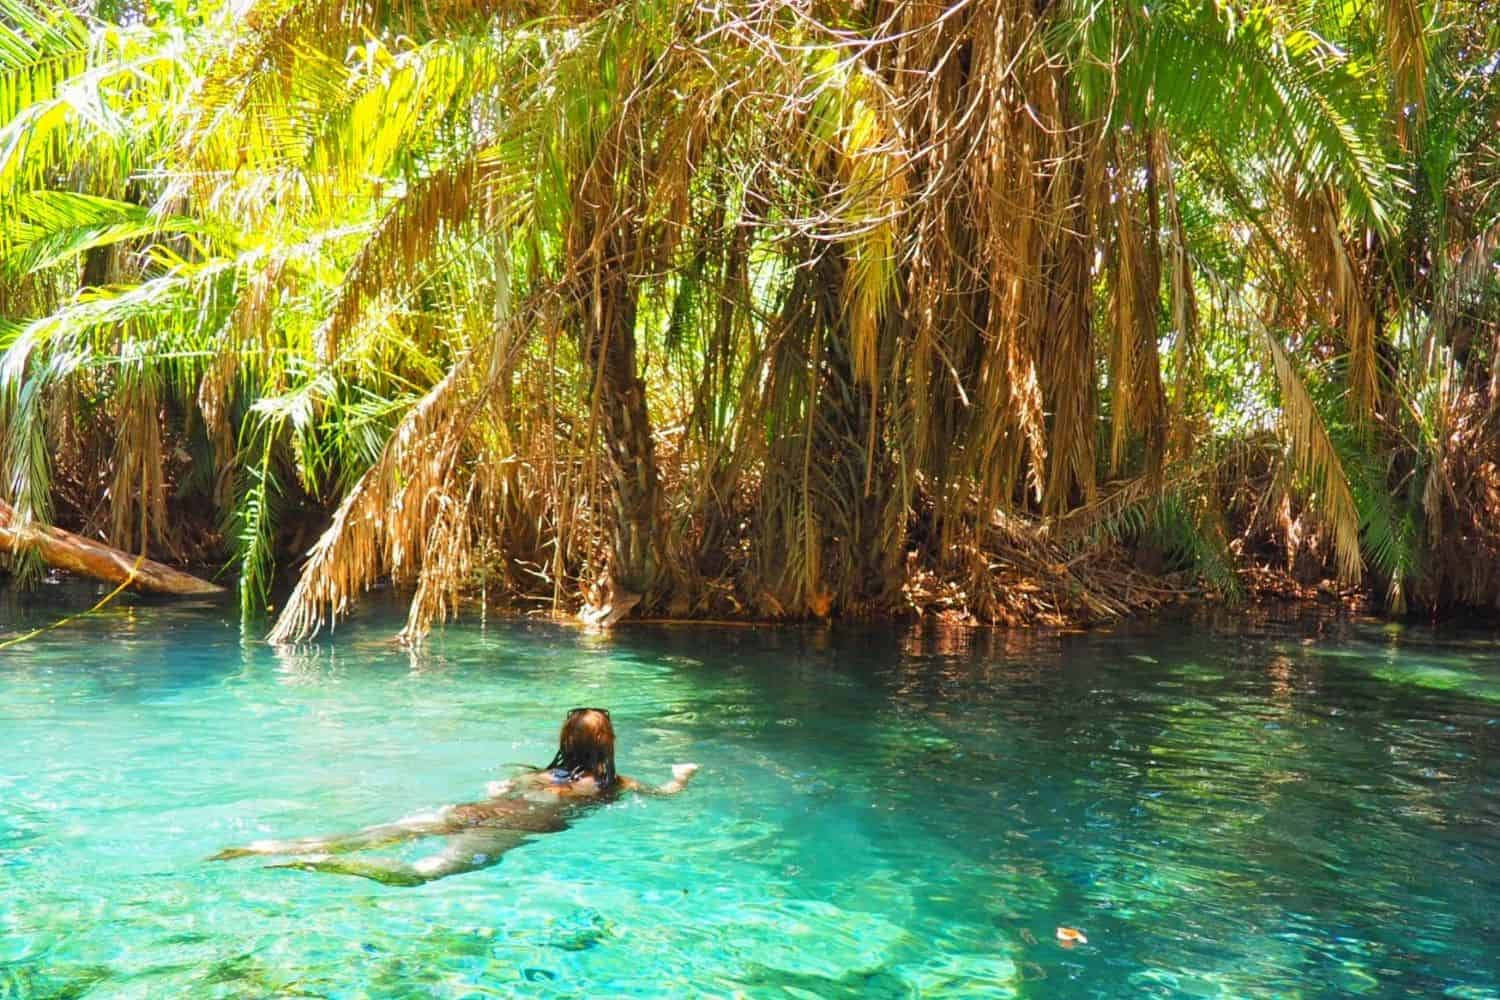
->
xmin=1 ymin=0 xmax=1498 ymax=640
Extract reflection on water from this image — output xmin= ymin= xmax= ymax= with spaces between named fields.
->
xmin=1 ymin=588 xmax=1499 ymax=997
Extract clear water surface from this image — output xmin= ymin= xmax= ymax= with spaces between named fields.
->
xmin=2 ymin=585 xmax=1499 ymax=998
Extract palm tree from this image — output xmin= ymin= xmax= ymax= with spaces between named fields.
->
xmin=2 ymin=0 xmax=1497 ymax=639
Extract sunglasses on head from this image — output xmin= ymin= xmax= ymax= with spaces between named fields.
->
xmin=568 ymin=707 xmax=610 ymax=718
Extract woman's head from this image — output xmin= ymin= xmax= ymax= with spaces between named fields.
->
xmin=546 ymin=707 xmax=616 ymax=786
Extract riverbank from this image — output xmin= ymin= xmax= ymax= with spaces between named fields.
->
xmin=0 ymin=545 xmax=1383 ymax=638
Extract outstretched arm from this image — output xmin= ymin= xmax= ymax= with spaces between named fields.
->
xmin=624 ymin=763 xmax=700 ymax=797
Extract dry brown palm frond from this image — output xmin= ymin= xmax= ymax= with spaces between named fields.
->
xmin=1049 ymin=475 xmax=1163 ymax=545
xmin=198 ymin=259 xmax=289 ymax=508
xmin=1384 ymin=0 xmax=1428 ymax=149
xmin=1285 ymin=183 xmax=1380 ymax=423
xmin=106 ymin=353 xmax=174 ymax=559
xmin=1259 ymin=321 xmax=1364 ymax=585
xmin=1039 ymin=122 xmax=1098 ymax=515
xmin=266 ymin=357 xmax=471 ymax=644
xmin=1104 ymin=132 xmax=1167 ymax=478
xmin=196 ymin=344 xmax=238 ymax=510
xmin=788 ymin=0 xmax=1112 ymax=566
xmin=1154 ymin=131 xmax=1201 ymax=457
xmin=1429 ymin=217 xmax=1500 ymax=398
xmin=315 ymin=161 xmax=486 ymax=362
xmin=400 ymin=474 xmax=478 ymax=643
xmin=267 ymin=275 xmax=569 ymax=644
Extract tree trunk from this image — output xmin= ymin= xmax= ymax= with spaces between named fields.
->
xmin=0 ymin=500 xmax=223 ymax=596
xmin=572 ymin=226 xmax=668 ymax=619
xmin=592 ymin=274 xmax=662 ymax=597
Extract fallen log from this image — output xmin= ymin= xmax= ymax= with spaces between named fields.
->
xmin=0 ymin=500 xmax=224 ymax=596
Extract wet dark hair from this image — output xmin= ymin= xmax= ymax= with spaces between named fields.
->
xmin=545 ymin=708 xmax=617 ymax=788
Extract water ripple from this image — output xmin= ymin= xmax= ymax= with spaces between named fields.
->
xmin=1 ymin=599 xmax=1498 ymax=996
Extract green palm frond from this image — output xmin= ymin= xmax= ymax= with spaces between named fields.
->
xmin=0 ymin=18 xmax=185 ymax=200
xmin=2 ymin=190 xmax=209 ymax=276
xmin=1150 ymin=492 xmax=1244 ymax=600
xmin=1343 ymin=440 xmax=1420 ymax=613
xmin=0 ymin=0 xmax=90 ymax=125
xmin=1063 ymin=0 xmax=1398 ymax=233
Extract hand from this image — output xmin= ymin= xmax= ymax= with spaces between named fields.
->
xmin=672 ymin=763 xmax=700 ymax=782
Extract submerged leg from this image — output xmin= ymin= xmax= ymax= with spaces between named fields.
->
xmin=208 ymin=810 xmax=451 ymax=861
xmin=264 ymin=827 xmax=533 ymax=886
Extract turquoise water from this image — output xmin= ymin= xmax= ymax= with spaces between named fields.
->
xmin=3 ymin=589 xmax=1499 ymax=998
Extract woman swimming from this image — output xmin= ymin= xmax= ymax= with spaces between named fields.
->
xmin=208 ymin=708 xmax=698 ymax=886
